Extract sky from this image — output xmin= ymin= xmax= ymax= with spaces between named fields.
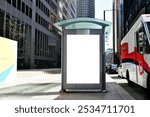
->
xmin=95 ymin=0 xmax=113 ymax=50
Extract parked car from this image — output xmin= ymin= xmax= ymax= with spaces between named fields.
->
xmin=118 ymin=64 xmax=123 ymax=77
xmin=106 ymin=64 xmax=118 ymax=74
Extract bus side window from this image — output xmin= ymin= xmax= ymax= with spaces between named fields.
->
xmin=137 ymin=25 xmax=150 ymax=54
xmin=136 ymin=26 xmax=144 ymax=53
xmin=138 ymin=32 xmax=144 ymax=53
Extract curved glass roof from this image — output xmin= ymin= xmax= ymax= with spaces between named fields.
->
xmin=54 ymin=18 xmax=112 ymax=30
xmin=65 ymin=22 xmax=102 ymax=30
xmin=54 ymin=18 xmax=112 ymax=42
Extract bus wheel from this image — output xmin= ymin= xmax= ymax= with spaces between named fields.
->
xmin=126 ymin=71 xmax=134 ymax=86
xmin=147 ymin=74 xmax=150 ymax=98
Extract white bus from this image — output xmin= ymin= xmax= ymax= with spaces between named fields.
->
xmin=121 ymin=14 xmax=150 ymax=93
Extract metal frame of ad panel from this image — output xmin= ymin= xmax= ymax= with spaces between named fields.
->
xmin=61 ymin=29 xmax=105 ymax=91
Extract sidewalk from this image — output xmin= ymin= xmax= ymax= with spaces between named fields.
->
xmin=55 ymin=74 xmax=134 ymax=100
xmin=0 ymin=69 xmax=134 ymax=100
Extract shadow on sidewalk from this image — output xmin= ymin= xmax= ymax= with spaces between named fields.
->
xmin=0 ymin=83 xmax=60 ymax=99
xmin=54 ymin=82 xmax=127 ymax=100
xmin=0 ymin=92 xmax=60 ymax=97
xmin=43 ymin=69 xmax=61 ymax=74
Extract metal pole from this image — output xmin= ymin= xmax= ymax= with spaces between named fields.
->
xmin=101 ymin=27 xmax=106 ymax=91
xmin=112 ymin=7 xmax=115 ymax=64
xmin=104 ymin=10 xmax=106 ymax=21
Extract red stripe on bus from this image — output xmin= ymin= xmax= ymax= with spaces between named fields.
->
xmin=121 ymin=42 xmax=150 ymax=73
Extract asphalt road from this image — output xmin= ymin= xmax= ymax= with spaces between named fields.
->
xmin=109 ymin=74 xmax=149 ymax=100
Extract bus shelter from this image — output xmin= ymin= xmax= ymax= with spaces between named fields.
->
xmin=55 ymin=18 xmax=111 ymax=92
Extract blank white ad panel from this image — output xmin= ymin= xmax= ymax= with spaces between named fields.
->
xmin=67 ymin=35 xmax=100 ymax=84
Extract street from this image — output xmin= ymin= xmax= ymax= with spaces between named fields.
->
xmin=108 ymin=74 xmax=148 ymax=100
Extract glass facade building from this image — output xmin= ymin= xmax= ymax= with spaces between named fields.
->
xmin=0 ymin=0 xmax=76 ymax=69
xmin=76 ymin=0 xmax=95 ymax=18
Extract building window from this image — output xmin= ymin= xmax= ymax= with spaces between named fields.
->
xmin=35 ymin=13 xmax=49 ymax=30
xmin=0 ymin=10 xmax=4 ymax=36
xmin=22 ymin=2 xmax=25 ymax=13
xmin=26 ymin=5 xmax=29 ymax=16
xmin=29 ymin=8 xmax=32 ymax=18
xmin=17 ymin=0 xmax=21 ymax=10
xmin=36 ymin=0 xmax=50 ymax=17
xmin=5 ymin=14 xmax=10 ymax=38
xmin=7 ymin=0 xmax=11 ymax=4
xmin=12 ymin=0 xmax=16 ymax=8
xmin=6 ymin=0 xmax=32 ymax=19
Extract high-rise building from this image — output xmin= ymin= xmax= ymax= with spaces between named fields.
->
xmin=123 ymin=0 xmax=150 ymax=36
xmin=77 ymin=0 xmax=95 ymax=18
xmin=0 ymin=0 xmax=76 ymax=69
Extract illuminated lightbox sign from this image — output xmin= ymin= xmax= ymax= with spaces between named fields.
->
xmin=67 ymin=35 xmax=100 ymax=84
xmin=0 ymin=37 xmax=17 ymax=83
